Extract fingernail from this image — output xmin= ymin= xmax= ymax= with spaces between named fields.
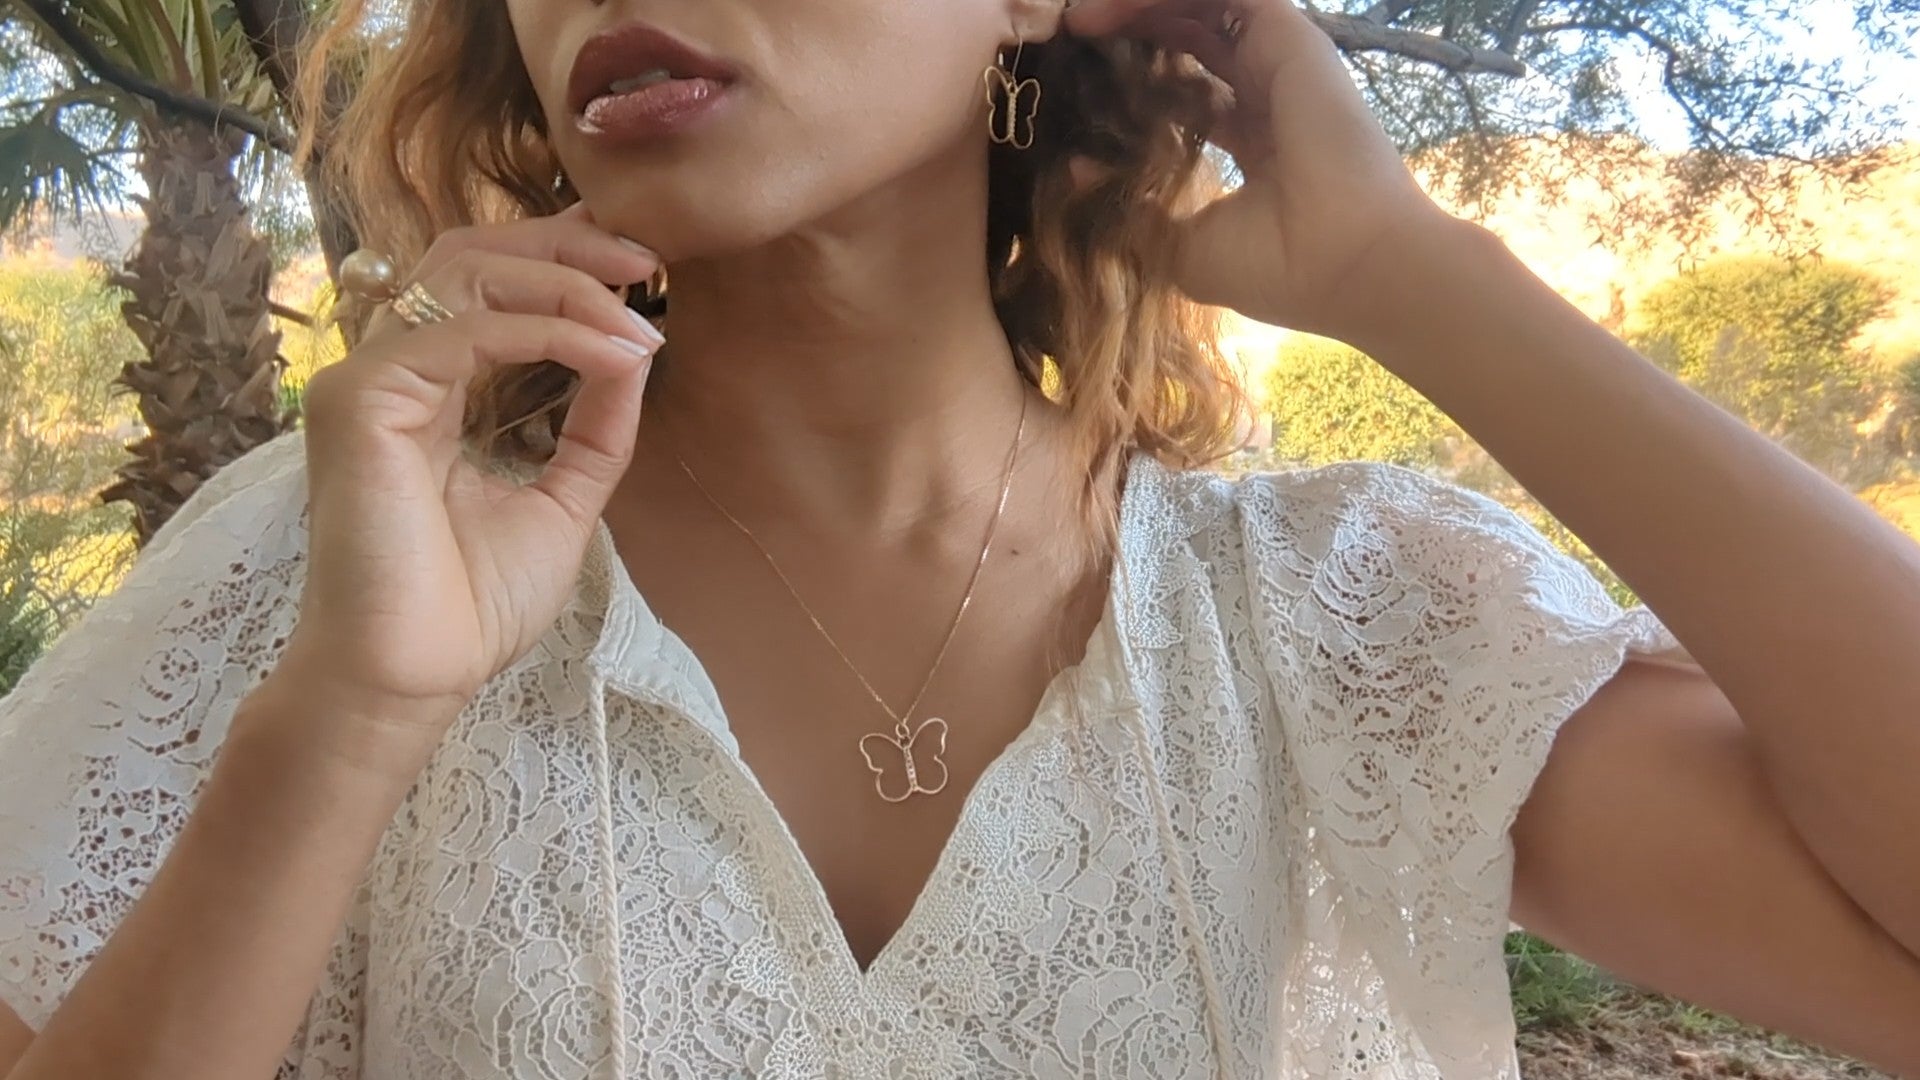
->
xmin=626 ymin=308 xmax=666 ymax=347
xmin=612 ymin=334 xmax=655 ymax=358
xmin=616 ymin=236 xmax=657 ymax=258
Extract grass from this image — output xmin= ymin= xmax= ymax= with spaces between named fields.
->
xmin=1507 ymin=932 xmax=1621 ymax=1030
xmin=1505 ymin=932 xmax=1756 ymax=1037
xmin=1508 ymin=935 xmax=1890 ymax=1079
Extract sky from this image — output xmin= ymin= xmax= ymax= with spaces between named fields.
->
xmin=1620 ymin=0 xmax=1920 ymax=149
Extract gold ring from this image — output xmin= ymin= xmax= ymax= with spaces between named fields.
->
xmin=390 ymin=281 xmax=456 ymax=327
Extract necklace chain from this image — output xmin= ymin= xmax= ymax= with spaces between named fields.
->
xmin=669 ymin=393 xmax=1029 ymax=742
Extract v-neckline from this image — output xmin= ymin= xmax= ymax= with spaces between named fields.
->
xmin=585 ymin=449 xmax=1153 ymax=986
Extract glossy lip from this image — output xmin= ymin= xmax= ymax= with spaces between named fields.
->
xmin=566 ymin=22 xmax=740 ymax=118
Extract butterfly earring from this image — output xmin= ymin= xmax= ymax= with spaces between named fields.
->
xmin=984 ymin=43 xmax=1041 ymax=150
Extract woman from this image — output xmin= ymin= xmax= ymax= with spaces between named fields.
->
xmin=2 ymin=0 xmax=1918 ymax=1075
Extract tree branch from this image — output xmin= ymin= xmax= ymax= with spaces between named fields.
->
xmin=1531 ymin=18 xmax=1859 ymax=176
xmin=1312 ymin=11 xmax=1528 ymax=77
xmin=1360 ymin=0 xmax=1420 ymax=26
xmin=268 ymin=298 xmax=314 ymax=326
xmin=17 ymin=0 xmax=295 ymax=153
xmin=230 ymin=0 xmax=360 ymax=273
xmin=1497 ymin=0 xmax=1542 ymax=55
xmin=1531 ymin=19 xmax=1734 ymax=148
xmin=231 ymin=0 xmax=304 ymax=103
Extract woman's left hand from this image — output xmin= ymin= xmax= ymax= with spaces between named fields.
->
xmin=1064 ymin=0 xmax=1457 ymax=341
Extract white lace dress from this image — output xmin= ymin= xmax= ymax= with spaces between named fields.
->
xmin=0 ymin=431 xmax=1677 ymax=1079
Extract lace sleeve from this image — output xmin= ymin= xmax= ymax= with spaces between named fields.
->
xmin=1239 ymin=461 xmax=1680 ymax=1074
xmin=0 ymin=431 xmax=317 ymax=1031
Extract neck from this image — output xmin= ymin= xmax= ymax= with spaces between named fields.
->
xmin=631 ymin=143 xmax=1056 ymax=536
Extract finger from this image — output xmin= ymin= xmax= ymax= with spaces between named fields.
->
xmin=1092 ymin=4 xmax=1271 ymax=164
xmin=413 ymin=213 xmax=660 ymax=295
xmin=1071 ymin=0 xmax=1306 ymax=53
xmin=315 ymin=310 xmax=655 ymax=435
xmin=1069 ymin=1 xmax=1254 ymax=93
xmin=528 ymin=350 xmax=653 ymax=525
xmin=424 ymin=251 xmax=663 ymax=352
xmin=1062 ymin=0 xmax=1167 ymax=37
xmin=1135 ymin=11 xmax=1243 ymax=81
xmin=1066 ymin=0 xmax=1232 ymax=37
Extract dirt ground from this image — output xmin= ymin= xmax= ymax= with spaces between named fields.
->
xmin=1517 ymin=997 xmax=1892 ymax=1080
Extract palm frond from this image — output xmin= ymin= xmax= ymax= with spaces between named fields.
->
xmin=62 ymin=0 xmax=168 ymax=81
xmin=120 ymin=0 xmax=194 ymax=85
xmin=184 ymin=0 xmax=224 ymax=99
xmin=0 ymin=106 xmax=131 ymax=230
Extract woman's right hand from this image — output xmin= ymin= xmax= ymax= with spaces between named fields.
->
xmin=274 ymin=203 xmax=662 ymax=779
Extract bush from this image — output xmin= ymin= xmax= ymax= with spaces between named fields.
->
xmin=0 ymin=549 xmax=55 ymax=696
xmin=1263 ymin=334 xmax=1461 ymax=468
xmin=1630 ymin=257 xmax=1895 ymax=481
xmin=0 ymin=258 xmax=142 ymax=694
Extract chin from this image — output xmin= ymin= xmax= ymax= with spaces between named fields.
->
xmin=572 ymin=171 xmax=816 ymax=264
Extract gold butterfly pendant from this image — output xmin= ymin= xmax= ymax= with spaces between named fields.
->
xmin=984 ymin=64 xmax=1041 ymax=151
xmin=859 ymin=718 xmax=951 ymax=803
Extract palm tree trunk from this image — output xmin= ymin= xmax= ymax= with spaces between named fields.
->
xmin=99 ymin=116 xmax=295 ymax=546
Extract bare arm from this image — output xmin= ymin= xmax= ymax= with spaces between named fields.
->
xmin=1351 ymin=217 xmax=1920 ymax=951
xmin=0 ymin=205 xmax=657 ymax=1080
xmin=0 ymin=671 xmax=434 ymax=1080
xmin=0 ymin=1010 xmax=26 ymax=1074
xmin=1061 ymin=0 xmax=1920 ymax=1061
xmin=1350 ymin=217 xmax=1920 ymax=1068
xmin=1515 ymin=660 xmax=1920 ymax=1073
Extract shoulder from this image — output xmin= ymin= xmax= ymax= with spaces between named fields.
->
xmin=1136 ymin=455 xmax=1641 ymax=655
xmin=0 ymin=429 xmax=316 ymax=776
xmin=0 ymin=428 xmax=315 ymax=743
xmin=144 ymin=429 xmax=312 ymax=554
xmin=0 ymin=430 xmax=317 ymax=1027
xmin=1216 ymin=457 xmax=1540 ymax=547
xmin=1146 ymin=454 xmax=1506 ymax=526
xmin=1145 ymin=455 xmax=1563 ymax=577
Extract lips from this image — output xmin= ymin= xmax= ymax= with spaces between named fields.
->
xmin=566 ymin=22 xmax=739 ymax=118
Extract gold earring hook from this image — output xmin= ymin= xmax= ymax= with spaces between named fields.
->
xmin=999 ymin=40 xmax=1026 ymax=75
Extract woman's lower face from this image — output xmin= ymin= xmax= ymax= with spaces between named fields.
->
xmin=505 ymin=0 xmax=1045 ymax=261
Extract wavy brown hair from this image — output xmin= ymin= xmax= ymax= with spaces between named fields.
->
xmin=298 ymin=3 xmax=1249 ymax=565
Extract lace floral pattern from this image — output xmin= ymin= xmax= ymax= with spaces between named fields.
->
xmin=0 ymin=432 xmax=1677 ymax=1078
